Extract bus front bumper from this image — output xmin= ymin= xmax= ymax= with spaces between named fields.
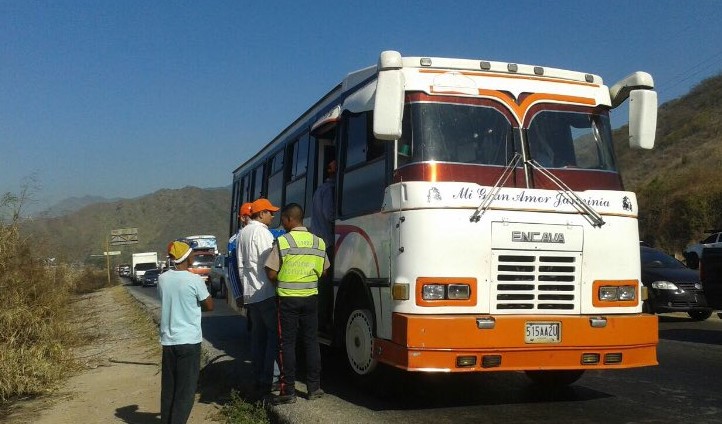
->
xmin=373 ymin=313 xmax=658 ymax=372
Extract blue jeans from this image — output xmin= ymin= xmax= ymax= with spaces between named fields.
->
xmin=246 ymin=297 xmax=279 ymax=389
xmin=161 ymin=343 xmax=201 ymax=424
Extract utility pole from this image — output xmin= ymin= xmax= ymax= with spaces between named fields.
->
xmin=106 ymin=236 xmax=111 ymax=285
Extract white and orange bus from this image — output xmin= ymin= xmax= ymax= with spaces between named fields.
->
xmin=229 ymin=51 xmax=659 ymax=386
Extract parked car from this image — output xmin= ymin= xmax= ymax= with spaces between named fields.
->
xmin=683 ymin=230 xmax=722 ymax=269
xmin=640 ymin=246 xmax=713 ymax=321
xmin=208 ymin=255 xmax=229 ymax=299
xmin=141 ymin=269 xmax=161 ymax=287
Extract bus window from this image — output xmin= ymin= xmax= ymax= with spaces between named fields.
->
xmin=340 ymin=112 xmax=387 ymax=217
xmin=404 ymin=102 xmax=515 ymax=166
xmin=251 ymin=165 xmax=265 ymax=200
xmin=231 ymin=179 xmax=240 ymax=235
xmin=286 ymin=134 xmax=310 ymax=211
xmin=267 ymin=150 xmax=284 ymax=228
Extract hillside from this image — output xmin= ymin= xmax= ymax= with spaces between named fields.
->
xmin=22 ymin=186 xmax=232 ymax=265
xmin=615 ymin=72 xmax=722 ymax=252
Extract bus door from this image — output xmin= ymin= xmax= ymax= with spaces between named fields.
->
xmin=310 ymin=108 xmax=339 ymax=337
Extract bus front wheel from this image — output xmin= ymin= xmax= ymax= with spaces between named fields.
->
xmin=344 ymin=308 xmax=378 ymax=376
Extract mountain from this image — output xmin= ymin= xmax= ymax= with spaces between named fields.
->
xmin=615 ymin=72 xmax=722 ymax=252
xmin=22 ymin=186 xmax=232 ymax=265
xmin=37 ymin=195 xmax=121 ymax=218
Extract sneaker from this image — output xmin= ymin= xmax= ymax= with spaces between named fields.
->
xmin=271 ymin=393 xmax=297 ymax=405
xmin=307 ymin=388 xmax=325 ymax=400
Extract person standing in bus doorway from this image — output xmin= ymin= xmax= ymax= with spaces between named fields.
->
xmin=310 ymin=159 xmax=336 ymax=333
xmin=265 ymin=203 xmax=330 ymax=405
xmin=240 ymin=198 xmax=281 ymax=399
xmin=158 ymin=241 xmax=214 ymax=424
xmin=311 ymin=160 xmax=336 ymax=250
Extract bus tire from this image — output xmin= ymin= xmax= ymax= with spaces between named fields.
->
xmin=344 ymin=308 xmax=378 ymax=377
xmin=688 ymin=310 xmax=712 ymax=321
xmin=524 ymin=370 xmax=585 ymax=387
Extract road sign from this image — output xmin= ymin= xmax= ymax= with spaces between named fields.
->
xmin=104 ymin=251 xmax=121 ymax=256
xmin=111 ymin=228 xmax=138 ymax=245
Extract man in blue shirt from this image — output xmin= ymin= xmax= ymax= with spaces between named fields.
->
xmin=158 ymin=241 xmax=214 ymax=424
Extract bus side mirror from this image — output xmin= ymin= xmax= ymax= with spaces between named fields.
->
xmin=628 ymin=89 xmax=657 ymax=150
xmin=373 ymin=51 xmax=405 ymax=141
xmin=609 ymin=71 xmax=657 ymax=150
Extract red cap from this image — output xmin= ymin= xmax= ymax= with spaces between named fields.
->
xmin=239 ymin=202 xmax=252 ymax=217
xmin=250 ymin=198 xmax=280 ymax=214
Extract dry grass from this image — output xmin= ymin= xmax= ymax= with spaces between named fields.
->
xmin=0 ymin=203 xmax=119 ymax=405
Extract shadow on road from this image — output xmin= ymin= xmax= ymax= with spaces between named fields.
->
xmin=659 ymin=328 xmax=722 ymax=344
xmin=114 ymin=405 xmax=160 ymax=424
xmin=316 ymin=347 xmax=612 ymax=412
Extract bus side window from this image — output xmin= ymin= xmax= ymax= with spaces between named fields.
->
xmin=286 ymin=134 xmax=310 ymax=211
xmin=340 ymin=112 xmax=387 ymax=217
xmin=397 ymin=108 xmax=412 ymax=167
xmin=267 ymin=149 xmax=285 ymax=228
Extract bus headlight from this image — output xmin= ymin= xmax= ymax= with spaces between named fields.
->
xmin=447 ymin=284 xmax=470 ymax=300
xmin=416 ymin=277 xmax=477 ymax=306
xmin=593 ymin=280 xmax=638 ymax=307
xmin=422 ymin=284 xmax=446 ymax=300
xmin=421 ymin=284 xmax=470 ymax=300
xmin=599 ymin=286 xmax=619 ymax=301
xmin=598 ymin=286 xmax=636 ymax=301
xmin=617 ymin=285 xmax=636 ymax=301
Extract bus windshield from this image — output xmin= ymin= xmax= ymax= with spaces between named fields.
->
xmin=527 ymin=110 xmax=617 ymax=171
xmin=399 ymin=100 xmax=617 ymax=172
xmin=400 ymin=102 xmax=516 ymax=166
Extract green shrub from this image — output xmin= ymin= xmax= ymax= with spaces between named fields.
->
xmin=219 ymin=390 xmax=271 ymax=424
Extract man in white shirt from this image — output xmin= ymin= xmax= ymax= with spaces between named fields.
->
xmin=239 ymin=198 xmax=280 ymax=398
xmin=230 ymin=202 xmax=253 ymax=307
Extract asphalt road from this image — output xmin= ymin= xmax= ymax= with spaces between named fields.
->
xmin=125 ymin=280 xmax=722 ymax=424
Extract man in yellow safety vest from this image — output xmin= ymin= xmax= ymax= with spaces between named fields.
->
xmin=264 ymin=203 xmax=329 ymax=405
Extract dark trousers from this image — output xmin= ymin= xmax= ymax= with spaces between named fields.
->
xmin=161 ymin=343 xmax=201 ymax=424
xmin=277 ymin=295 xmax=321 ymax=396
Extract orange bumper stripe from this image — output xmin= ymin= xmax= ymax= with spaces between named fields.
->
xmin=374 ymin=313 xmax=658 ymax=372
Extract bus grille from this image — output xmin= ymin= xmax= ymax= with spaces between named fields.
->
xmin=492 ymin=251 xmax=581 ymax=313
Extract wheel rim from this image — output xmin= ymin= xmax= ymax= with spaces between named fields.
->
xmin=345 ymin=309 xmax=377 ymax=375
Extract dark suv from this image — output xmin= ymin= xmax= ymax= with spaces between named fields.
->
xmin=141 ymin=269 xmax=161 ymax=287
xmin=640 ymin=246 xmax=713 ymax=321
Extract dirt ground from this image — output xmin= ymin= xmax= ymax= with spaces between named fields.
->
xmin=1 ymin=285 xmax=222 ymax=424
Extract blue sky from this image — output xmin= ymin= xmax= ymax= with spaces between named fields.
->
xmin=2 ymin=1 xmax=721 ymax=213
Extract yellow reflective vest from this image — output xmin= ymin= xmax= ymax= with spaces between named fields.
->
xmin=276 ymin=230 xmax=326 ymax=297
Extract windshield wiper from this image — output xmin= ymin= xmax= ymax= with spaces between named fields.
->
xmin=526 ymin=159 xmax=606 ymax=227
xmin=470 ymin=153 xmax=521 ymax=223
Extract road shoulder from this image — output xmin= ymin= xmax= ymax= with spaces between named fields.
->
xmin=2 ymin=285 xmax=220 ymax=424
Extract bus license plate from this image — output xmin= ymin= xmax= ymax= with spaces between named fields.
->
xmin=525 ymin=322 xmax=561 ymax=344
